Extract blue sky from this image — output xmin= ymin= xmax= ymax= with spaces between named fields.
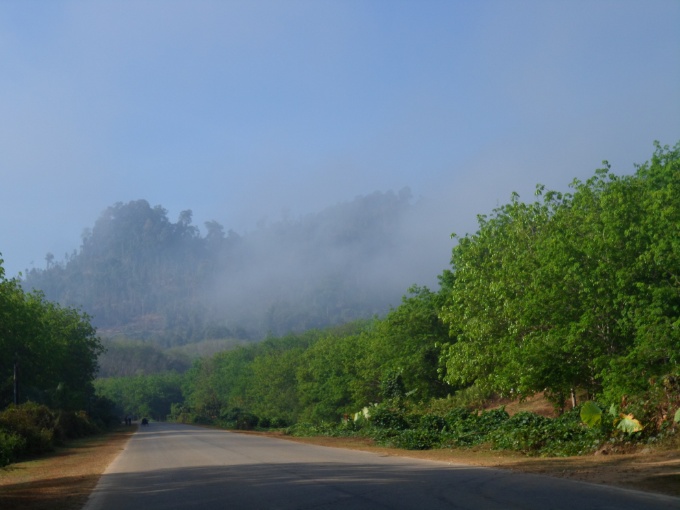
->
xmin=1 ymin=1 xmax=679 ymax=279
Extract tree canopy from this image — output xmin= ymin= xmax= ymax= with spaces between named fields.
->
xmin=439 ymin=141 xmax=680 ymax=409
xmin=0 ymin=259 xmax=103 ymax=410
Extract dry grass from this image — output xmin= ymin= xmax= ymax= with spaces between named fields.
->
xmin=0 ymin=426 xmax=136 ymax=510
xmin=497 ymin=392 xmax=558 ymax=417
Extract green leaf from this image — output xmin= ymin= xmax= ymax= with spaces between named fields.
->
xmin=616 ymin=413 xmax=644 ymax=434
xmin=580 ymin=401 xmax=602 ymax=427
xmin=674 ymin=408 xmax=680 ymax=423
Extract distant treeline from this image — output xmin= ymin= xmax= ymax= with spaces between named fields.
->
xmin=97 ymin=142 xmax=679 ymax=436
xmin=23 ymin=188 xmax=426 ymax=344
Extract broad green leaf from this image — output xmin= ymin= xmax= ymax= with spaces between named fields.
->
xmin=674 ymin=408 xmax=680 ymax=423
xmin=580 ymin=401 xmax=602 ymax=427
xmin=617 ymin=413 xmax=644 ymax=434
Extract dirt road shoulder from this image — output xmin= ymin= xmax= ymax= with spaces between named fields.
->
xmin=0 ymin=426 xmax=136 ymax=510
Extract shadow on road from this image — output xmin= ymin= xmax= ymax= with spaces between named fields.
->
xmin=83 ymin=461 xmax=680 ymax=510
xmin=0 ymin=473 xmax=98 ymax=510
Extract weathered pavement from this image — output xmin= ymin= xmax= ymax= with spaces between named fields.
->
xmin=83 ymin=422 xmax=680 ymax=510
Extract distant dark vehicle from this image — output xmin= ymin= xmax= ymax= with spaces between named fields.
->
xmin=141 ymin=418 xmax=149 ymax=426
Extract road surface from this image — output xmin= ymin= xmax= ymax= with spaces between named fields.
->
xmin=83 ymin=422 xmax=679 ymax=510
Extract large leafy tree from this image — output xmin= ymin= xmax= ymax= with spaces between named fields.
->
xmin=247 ymin=331 xmax=324 ymax=424
xmin=1 ymin=258 xmax=103 ymax=410
xmin=600 ymin=142 xmax=680 ymax=402
xmin=439 ymin=142 xmax=680 ymax=410
xmin=295 ymin=329 xmax=376 ymax=422
xmin=439 ymin=193 xmax=557 ymax=400
xmin=362 ymin=284 xmax=452 ymax=402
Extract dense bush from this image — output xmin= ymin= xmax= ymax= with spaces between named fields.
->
xmin=390 ymin=428 xmax=442 ymax=450
xmin=285 ymin=403 xmax=634 ymax=457
xmin=0 ymin=402 xmax=56 ymax=455
xmin=257 ymin=416 xmax=290 ymax=429
xmin=0 ymin=402 xmax=109 ymax=466
xmin=440 ymin=407 xmax=506 ymax=447
xmin=0 ymin=429 xmax=25 ymax=467
xmin=369 ymin=404 xmax=409 ymax=431
xmin=489 ymin=412 xmax=553 ymax=452
xmin=218 ymin=408 xmax=259 ymax=430
xmin=287 ymin=421 xmax=349 ymax=438
xmin=53 ymin=410 xmax=99 ymax=442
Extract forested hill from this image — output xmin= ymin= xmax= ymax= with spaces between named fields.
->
xmin=23 ymin=188 xmax=439 ymax=345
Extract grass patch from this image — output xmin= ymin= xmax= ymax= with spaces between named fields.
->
xmin=0 ymin=425 xmax=135 ymax=510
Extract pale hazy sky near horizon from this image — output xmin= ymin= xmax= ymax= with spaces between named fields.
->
xmin=1 ymin=1 xmax=679 ymax=279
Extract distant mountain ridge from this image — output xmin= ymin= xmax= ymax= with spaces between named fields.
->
xmin=23 ymin=188 xmax=443 ymax=345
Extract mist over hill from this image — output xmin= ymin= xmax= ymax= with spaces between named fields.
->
xmin=22 ymin=188 xmax=452 ymax=345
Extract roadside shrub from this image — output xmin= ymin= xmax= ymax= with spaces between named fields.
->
xmin=412 ymin=413 xmax=446 ymax=432
xmin=370 ymin=405 xmax=408 ymax=431
xmin=541 ymin=408 xmax=603 ymax=456
xmin=440 ymin=407 xmax=484 ymax=446
xmin=475 ymin=407 xmax=510 ymax=434
xmin=0 ymin=429 xmax=26 ymax=467
xmin=488 ymin=408 xmax=604 ymax=456
xmin=443 ymin=407 xmax=473 ymax=424
xmin=390 ymin=428 xmax=442 ymax=450
xmin=219 ymin=408 xmax=259 ymax=430
xmin=89 ymin=395 xmax=121 ymax=429
xmin=612 ymin=374 xmax=680 ymax=437
xmin=489 ymin=412 xmax=553 ymax=453
xmin=190 ymin=414 xmax=214 ymax=425
xmin=258 ymin=416 xmax=290 ymax=429
xmin=287 ymin=421 xmax=342 ymax=437
xmin=0 ymin=402 xmax=56 ymax=455
xmin=169 ymin=403 xmax=198 ymax=424
xmin=53 ymin=410 xmax=99 ymax=443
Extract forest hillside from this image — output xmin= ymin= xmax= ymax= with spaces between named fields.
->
xmin=22 ymin=188 xmax=440 ymax=345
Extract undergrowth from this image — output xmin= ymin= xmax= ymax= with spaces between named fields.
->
xmin=285 ymin=401 xmax=678 ymax=457
xmin=0 ymin=402 xmax=104 ymax=467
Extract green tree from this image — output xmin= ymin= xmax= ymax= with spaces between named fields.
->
xmin=438 ymin=142 xmax=680 ymax=411
xmin=296 ymin=332 xmax=370 ymax=422
xmin=367 ymin=284 xmax=451 ymax=401
xmin=181 ymin=346 xmax=257 ymax=421
xmin=95 ymin=372 xmax=184 ymax=421
xmin=439 ymin=192 xmax=556 ymax=401
xmin=1 ymin=258 xmax=103 ymax=410
xmin=600 ymin=142 xmax=680 ymax=403
xmin=249 ymin=347 xmax=304 ymax=424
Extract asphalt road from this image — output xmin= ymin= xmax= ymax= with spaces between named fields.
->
xmin=83 ymin=422 xmax=679 ymax=510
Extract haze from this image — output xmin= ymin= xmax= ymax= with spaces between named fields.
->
xmin=1 ymin=1 xmax=679 ymax=281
